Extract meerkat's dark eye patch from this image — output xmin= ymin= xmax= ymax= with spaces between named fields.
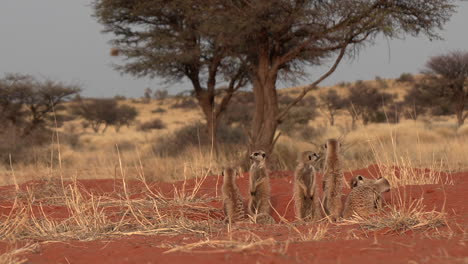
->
xmin=312 ymin=153 xmax=319 ymax=160
xmin=308 ymin=155 xmax=312 ymax=160
xmin=254 ymin=152 xmax=259 ymax=156
xmin=261 ymin=153 xmax=266 ymax=158
xmin=357 ymin=175 xmax=363 ymax=180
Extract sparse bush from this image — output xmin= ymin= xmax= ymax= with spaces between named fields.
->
xmin=153 ymin=89 xmax=168 ymax=101
xmin=0 ymin=73 xmax=81 ymax=135
xmin=171 ymin=98 xmax=198 ymax=109
xmin=318 ymin=89 xmax=345 ymax=126
xmin=151 ymin=107 xmax=167 ymax=114
xmin=396 ymin=72 xmax=415 ymax=83
xmin=345 ymin=82 xmax=395 ymax=126
xmin=72 ymin=99 xmax=138 ymax=133
xmin=142 ymin=87 xmax=152 ymax=103
xmin=114 ymin=94 xmax=126 ymax=100
xmin=152 ymin=122 xmax=247 ymax=156
xmin=138 ymin=119 xmax=166 ymax=131
xmin=375 ymin=76 xmax=389 ymax=89
xmin=0 ymin=125 xmax=51 ymax=164
xmin=337 ymin=81 xmax=351 ymax=87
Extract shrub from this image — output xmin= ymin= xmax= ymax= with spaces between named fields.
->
xmin=138 ymin=119 xmax=166 ymax=131
xmin=396 ymin=72 xmax=415 ymax=83
xmin=72 ymin=99 xmax=138 ymax=132
xmin=151 ymin=107 xmax=166 ymax=114
xmin=171 ymin=98 xmax=198 ymax=109
xmin=114 ymin=94 xmax=127 ymax=100
xmin=375 ymin=76 xmax=389 ymax=89
xmin=152 ymin=122 xmax=247 ymax=156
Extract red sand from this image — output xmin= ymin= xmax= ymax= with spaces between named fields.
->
xmin=0 ymin=165 xmax=467 ymax=263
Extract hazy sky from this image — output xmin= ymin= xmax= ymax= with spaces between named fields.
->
xmin=1 ymin=1 xmax=467 ymax=98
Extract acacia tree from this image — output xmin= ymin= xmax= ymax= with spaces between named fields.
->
xmin=94 ymin=0 xmax=455 ymax=153
xmin=221 ymin=0 xmax=455 ymax=153
xmin=93 ymin=0 xmax=248 ymax=150
xmin=422 ymin=51 xmax=468 ymax=126
xmin=346 ymin=82 xmax=394 ymax=126
xmin=318 ymin=89 xmax=345 ymax=126
xmin=0 ymin=73 xmax=80 ymax=135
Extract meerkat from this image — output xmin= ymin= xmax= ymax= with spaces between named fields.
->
xmin=248 ymin=150 xmax=274 ymax=224
xmin=342 ymin=177 xmax=391 ymax=218
xmin=349 ymin=175 xmax=388 ymax=208
xmin=294 ymin=151 xmax=321 ymax=222
xmin=222 ymin=167 xmax=245 ymax=223
xmin=321 ymin=138 xmax=344 ymax=222
xmin=350 ymin=175 xmax=375 ymax=189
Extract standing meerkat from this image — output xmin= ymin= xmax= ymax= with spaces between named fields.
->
xmin=294 ymin=151 xmax=321 ymax=221
xmin=343 ymin=177 xmax=391 ymax=218
xmin=248 ymin=150 xmax=274 ymax=224
xmin=222 ymin=167 xmax=245 ymax=223
xmin=322 ymin=138 xmax=344 ymax=221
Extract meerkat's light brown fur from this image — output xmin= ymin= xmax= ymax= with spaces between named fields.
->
xmin=222 ymin=167 xmax=245 ymax=223
xmin=350 ymin=175 xmax=376 ymax=189
xmin=294 ymin=151 xmax=321 ymax=221
xmin=343 ymin=177 xmax=391 ymax=218
xmin=248 ymin=150 xmax=274 ymax=224
xmin=322 ymin=138 xmax=344 ymax=221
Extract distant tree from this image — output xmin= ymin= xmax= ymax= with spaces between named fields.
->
xmin=94 ymin=0 xmax=455 ymax=154
xmin=422 ymin=51 xmax=468 ymax=126
xmin=143 ymin=88 xmax=152 ymax=103
xmin=396 ymin=72 xmax=415 ymax=83
xmin=114 ymin=94 xmax=126 ymax=101
xmin=138 ymin=118 xmax=166 ymax=131
xmin=153 ymin=89 xmax=169 ymax=102
xmin=0 ymin=73 xmax=80 ymax=135
xmin=73 ymin=99 xmax=138 ymax=133
xmin=318 ymin=89 xmax=345 ymax=126
xmin=403 ymin=81 xmax=436 ymax=120
xmin=113 ymin=105 xmax=138 ymax=132
xmin=346 ymin=82 xmax=394 ymax=126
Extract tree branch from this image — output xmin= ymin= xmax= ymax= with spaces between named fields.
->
xmin=277 ymin=43 xmax=348 ymax=122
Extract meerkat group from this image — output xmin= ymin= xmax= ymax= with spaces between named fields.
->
xmin=220 ymin=138 xmax=391 ymax=224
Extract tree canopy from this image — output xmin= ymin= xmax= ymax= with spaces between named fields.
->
xmin=94 ymin=0 xmax=456 ymax=153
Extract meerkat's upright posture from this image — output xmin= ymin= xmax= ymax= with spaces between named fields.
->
xmin=248 ymin=150 xmax=273 ymax=224
xmin=322 ymin=138 xmax=344 ymax=221
xmin=222 ymin=167 xmax=245 ymax=223
xmin=343 ymin=177 xmax=391 ymax=218
xmin=294 ymin=151 xmax=321 ymax=221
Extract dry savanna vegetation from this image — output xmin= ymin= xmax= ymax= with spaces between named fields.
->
xmin=1 ymin=0 xmax=467 ymax=262
xmin=0 ymin=74 xmax=467 ymax=263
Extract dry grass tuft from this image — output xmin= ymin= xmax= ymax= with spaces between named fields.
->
xmin=164 ymin=236 xmax=277 ymax=254
xmin=343 ymin=197 xmax=446 ymax=233
xmin=0 ymin=243 xmax=39 ymax=264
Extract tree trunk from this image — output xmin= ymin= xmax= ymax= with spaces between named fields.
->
xmin=455 ymin=94 xmax=466 ymax=127
xmin=330 ymin=112 xmax=335 ymax=126
xmin=197 ymin=92 xmax=219 ymax=155
xmin=249 ymin=51 xmax=279 ymax=154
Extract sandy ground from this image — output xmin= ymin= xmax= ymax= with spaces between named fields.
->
xmin=0 ymin=165 xmax=466 ymax=264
